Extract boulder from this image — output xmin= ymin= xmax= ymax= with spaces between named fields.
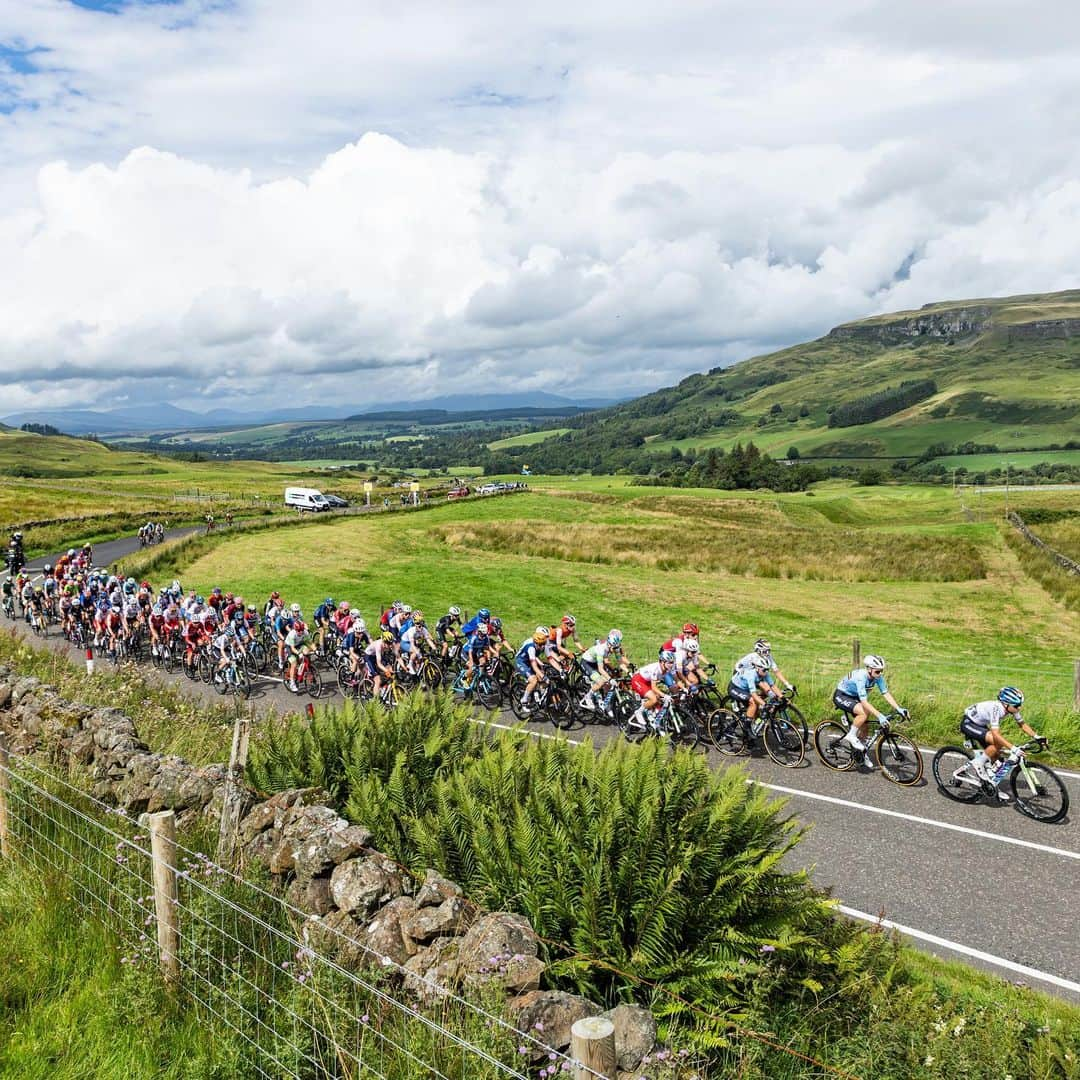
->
xmin=415 ymin=869 xmax=463 ymax=908
xmin=286 ymin=876 xmax=335 ymax=917
xmin=403 ymin=937 xmax=461 ymax=1000
xmin=238 ymin=800 xmax=278 ymax=842
xmin=306 ymin=909 xmax=368 ymax=968
xmin=364 ymin=895 xmax=419 ymax=966
xmin=329 ymin=855 xmax=405 ymax=918
xmin=69 ymin=728 xmax=96 ymax=765
xmin=509 ymin=990 xmax=596 ymax=1055
xmin=402 ymin=895 xmax=473 ymax=943
xmin=11 ymin=677 xmax=41 ymax=704
xmin=292 ymin=820 xmax=371 ymax=884
xmin=270 ymin=805 xmax=345 ymax=876
xmin=0 ymin=682 xmax=12 ymax=710
xmin=458 ymin=912 xmax=544 ymax=991
xmin=600 ymin=1004 xmax=657 ymax=1072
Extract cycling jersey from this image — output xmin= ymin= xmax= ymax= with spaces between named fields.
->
xmin=963 ymin=700 xmax=1020 ymax=732
xmin=637 ymin=661 xmax=674 ymax=686
xmin=515 ymin=639 xmax=543 ymax=675
xmin=464 ymin=635 xmax=490 ymax=660
xmin=435 ymin=614 xmax=460 ymax=641
xmin=836 ymin=668 xmax=887 ymax=700
xmin=314 ymin=603 xmax=334 ymax=624
xmin=284 ymin=628 xmax=309 ymax=652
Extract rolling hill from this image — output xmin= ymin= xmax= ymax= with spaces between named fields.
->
xmin=491 ymin=290 xmax=1080 ymax=472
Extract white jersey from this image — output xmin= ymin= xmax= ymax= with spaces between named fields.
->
xmin=964 ymin=700 xmax=1017 ymax=731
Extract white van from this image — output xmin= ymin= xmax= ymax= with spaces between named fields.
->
xmin=284 ymin=487 xmax=330 ymax=512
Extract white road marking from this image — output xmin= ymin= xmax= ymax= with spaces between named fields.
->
xmin=838 ymin=905 xmax=1080 ymax=995
xmin=757 ymin=780 xmax=1079 ymax=860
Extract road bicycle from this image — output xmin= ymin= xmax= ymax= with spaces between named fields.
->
xmin=932 ymin=738 xmax=1068 ymax=823
xmin=285 ymin=650 xmax=323 ymax=698
xmin=814 ymin=711 xmax=923 ymax=785
xmin=150 ymin=629 xmax=182 ymax=673
xmin=508 ymin=671 xmax=574 ymax=728
xmin=213 ymin=648 xmax=251 ymax=700
xmin=616 ymin=688 xmax=702 ymax=750
xmin=27 ymin=607 xmax=47 ymax=637
xmin=336 ymin=657 xmax=373 ymax=701
xmin=2 ymin=594 xmax=15 ymax=621
xmin=451 ymin=661 xmax=503 ymax=710
xmin=707 ymin=692 xmax=805 ymax=768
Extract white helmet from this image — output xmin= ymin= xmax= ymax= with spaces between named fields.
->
xmin=685 ymin=639 xmax=700 ymax=654
xmin=749 ymin=653 xmax=768 ymax=670
xmin=864 ymin=654 xmax=885 ymax=672
xmin=402 ymin=604 xmax=412 ymax=615
xmin=352 ymin=617 xmax=367 ymax=634
xmin=448 ymin=605 xmax=461 ymax=618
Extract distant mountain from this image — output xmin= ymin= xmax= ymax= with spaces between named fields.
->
xmin=3 ymin=391 xmax=622 ymax=434
xmin=490 ymin=289 xmax=1080 ymax=472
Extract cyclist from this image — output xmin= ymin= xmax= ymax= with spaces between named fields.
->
xmin=666 ymin=623 xmax=708 ymax=685
xmin=515 ymin=626 xmax=550 ymax=715
xmin=547 ymin=614 xmax=582 ymax=671
xmin=461 ymin=607 xmax=491 ymax=641
xmin=486 ymin=616 xmax=514 ymax=659
xmin=332 ymin=602 xmax=354 ymax=638
xmin=629 ymin=650 xmax=678 ymax=732
xmin=730 ymin=650 xmax=784 ymax=729
xmin=749 ymin=638 xmax=795 ymax=695
xmin=399 ymin=611 xmax=432 ymax=675
xmin=579 ymin=629 xmax=630 ymax=714
xmin=834 ymin=655 xmax=909 ymax=760
xmin=341 ymin=615 xmax=370 ymax=680
xmin=313 ymin=596 xmax=336 ymax=652
xmin=435 ymin=606 xmax=463 ymax=658
xmin=263 ymin=590 xmax=282 ymax=620
xmin=274 ymin=604 xmax=299 ymax=671
xmin=1 ymin=577 xmax=14 ymax=618
xmin=459 ymin=620 xmax=495 ymax=689
xmin=960 ymin=687 xmax=1044 ymax=800
xmin=364 ymin=630 xmax=397 ymax=695
xmin=284 ymin=616 xmax=312 ymax=692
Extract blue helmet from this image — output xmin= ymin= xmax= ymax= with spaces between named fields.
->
xmin=477 ymin=608 xmax=491 ymax=621
xmin=324 ymin=597 xmax=334 ymax=607
xmin=998 ymin=686 xmax=1024 ymax=707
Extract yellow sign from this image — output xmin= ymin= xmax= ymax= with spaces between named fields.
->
xmin=363 ymin=482 xmax=373 ymax=492
xmin=409 ymin=482 xmax=420 ymax=492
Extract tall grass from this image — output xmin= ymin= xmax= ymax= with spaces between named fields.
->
xmin=1003 ymin=527 xmax=1080 ymax=614
xmin=434 ymin=519 xmax=988 ymax=581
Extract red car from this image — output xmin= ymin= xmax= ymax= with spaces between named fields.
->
xmin=447 ymin=486 xmax=470 ymax=499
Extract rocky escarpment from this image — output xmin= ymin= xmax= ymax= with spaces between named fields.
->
xmin=828 ymin=303 xmax=1080 ymax=345
xmin=0 ymin=664 xmax=661 ymax=1075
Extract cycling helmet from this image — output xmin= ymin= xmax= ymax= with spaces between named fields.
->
xmin=352 ymin=618 xmax=367 ymax=634
xmin=224 ymin=591 xmax=234 ymax=601
xmin=72 ymin=597 xmax=81 ymax=608
xmin=413 ymin=610 xmax=424 ymax=622
xmin=151 ymin=604 xmax=162 ymax=616
xmin=998 ymin=686 xmax=1024 ymax=707
xmin=246 ymin=604 xmax=257 ymax=613
xmin=562 ymin=613 xmax=576 ymax=628
xmin=682 ymin=622 xmax=699 ymax=636
xmin=533 ymin=625 xmax=550 ymax=644
xmin=489 ymin=616 xmax=502 ymax=632
xmin=212 ymin=587 xmax=222 ymax=596
xmin=755 ymin=638 xmax=771 ymax=656
xmin=478 ymin=608 xmax=491 ymax=621
xmin=382 ymin=630 xmax=395 ymax=644
xmin=287 ymin=603 xmax=300 ymax=615
xmin=685 ymin=639 xmax=700 ymax=654
xmin=749 ymin=653 xmax=768 ymax=670
xmin=607 ymin=629 xmax=623 ymax=647
xmin=67 ymin=549 xmax=76 ymax=557
xmin=448 ymin=605 xmax=461 ymax=618
xmin=294 ymin=619 xmax=307 ymax=632
xmin=659 ymin=649 xmax=676 ymax=663
xmin=234 ymin=596 xmax=244 ymax=606
xmin=392 ymin=600 xmax=403 ymax=612
xmin=201 ymin=611 xmax=215 ymax=624
xmin=43 ymin=563 xmax=52 ymax=573
xmin=476 ymin=622 xmax=489 ymax=636
xmin=324 ymin=597 xmax=334 ymax=606
xmin=271 ymin=590 xmax=281 ymax=600
xmin=338 ymin=601 xmax=349 ymax=611
xmin=864 ymin=654 xmax=885 ymax=672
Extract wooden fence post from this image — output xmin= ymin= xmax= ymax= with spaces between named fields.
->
xmin=1074 ymin=659 xmax=1080 ymax=713
xmin=570 ymin=1016 xmax=616 ymax=1080
xmin=216 ymin=711 xmax=252 ymax=866
xmin=0 ymin=735 xmax=10 ymax=860
xmin=852 ymin=638 xmax=860 ymax=669
xmin=149 ymin=810 xmax=181 ymax=987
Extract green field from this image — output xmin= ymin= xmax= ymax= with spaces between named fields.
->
xmin=124 ymin=479 xmax=1080 ymax=758
xmin=487 ymin=427 xmax=568 ymax=450
xmin=935 ymin=450 xmax=1080 ymax=471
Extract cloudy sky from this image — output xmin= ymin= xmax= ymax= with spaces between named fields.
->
xmin=2 ymin=0 xmax=1079 ymax=414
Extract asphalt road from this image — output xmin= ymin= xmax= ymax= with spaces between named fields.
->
xmin=8 ymin=529 xmax=1080 ymax=1002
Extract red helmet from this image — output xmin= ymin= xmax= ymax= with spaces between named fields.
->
xmin=682 ymin=622 xmax=699 ymax=636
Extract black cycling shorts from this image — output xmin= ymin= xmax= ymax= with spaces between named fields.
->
xmin=833 ymin=689 xmax=860 ymax=715
xmin=960 ymin=718 xmax=990 ymax=745
xmin=727 ymin=682 xmax=751 ymax=705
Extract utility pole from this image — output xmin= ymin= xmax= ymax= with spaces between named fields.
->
xmin=1005 ymin=462 xmax=1010 ymax=517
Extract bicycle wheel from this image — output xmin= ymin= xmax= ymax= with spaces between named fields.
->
xmin=508 ymin=675 xmax=532 ymax=720
xmin=475 ymin=675 xmax=503 ymax=711
xmin=150 ymin=643 xmax=164 ymax=669
xmin=544 ymin=684 xmax=574 ymax=730
xmin=233 ymin=665 xmax=251 ymax=699
xmin=814 ymin=720 xmax=857 ymax=771
xmin=707 ymin=709 xmax=746 ymax=756
xmin=249 ymin=640 xmax=268 ymax=674
xmin=931 ymin=747 xmax=982 ymax=803
xmin=875 ymin=731 xmax=923 ymax=785
xmin=304 ymin=667 xmax=324 ymax=699
xmin=162 ymin=645 xmax=179 ymax=673
xmin=778 ymin=702 xmax=809 ymax=744
xmin=420 ymin=659 xmax=443 ymax=692
xmin=1011 ymin=762 xmax=1069 ymax=823
xmin=763 ymin=717 xmax=805 ymax=768
xmin=616 ymin=702 xmax=648 ymax=743
xmin=669 ymin=709 xmax=702 ymax=751
xmin=199 ymin=653 xmax=214 ymax=684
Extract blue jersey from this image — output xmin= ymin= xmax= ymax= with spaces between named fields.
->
xmin=465 ymin=635 xmax=490 ymax=659
xmin=314 ymin=603 xmax=334 ymax=623
xmin=515 ymin=639 xmax=541 ymax=668
xmin=462 ymin=615 xmax=485 ymax=638
xmin=837 ymin=668 xmax=888 ymax=701
xmin=273 ymin=613 xmax=293 ymax=636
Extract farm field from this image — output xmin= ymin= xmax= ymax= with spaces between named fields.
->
xmin=934 ymin=449 xmax=1080 ymax=471
xmin=487 ymin=427 xmax=569 ymax=450
xmin=135 ymin=479 xmax=1080 ymax=751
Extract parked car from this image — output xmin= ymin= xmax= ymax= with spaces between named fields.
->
xmin=322 ymin=494 xmax=349 ymax=508
xmin=284 ymin=487 xmax=330 ymax=512
xmin=477 ymin=483 xmax=499 ymax=495
xmin=447 ymin=486 xmax=470 ymax=499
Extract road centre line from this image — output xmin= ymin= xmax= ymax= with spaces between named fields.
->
xmin=837 ymin=905 xmax=1080 ymax=995
xmin=758 ymin=780 xmax=1079 ymax=860
xmin=464 ymin=718 xmax=1078 ymax=859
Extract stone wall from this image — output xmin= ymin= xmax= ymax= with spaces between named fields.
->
xmin=1008 ymin=513 xmax=1080 ymax=576
xmin=0 ymin=664 xmax=659 ymax=1076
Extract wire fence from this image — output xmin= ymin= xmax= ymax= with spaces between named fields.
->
xmin=0 ymin=755 xmax=604 ymax=1080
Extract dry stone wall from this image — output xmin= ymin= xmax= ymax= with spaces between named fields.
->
xmin=0 ymin=663 xmax=659 ymax=1075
